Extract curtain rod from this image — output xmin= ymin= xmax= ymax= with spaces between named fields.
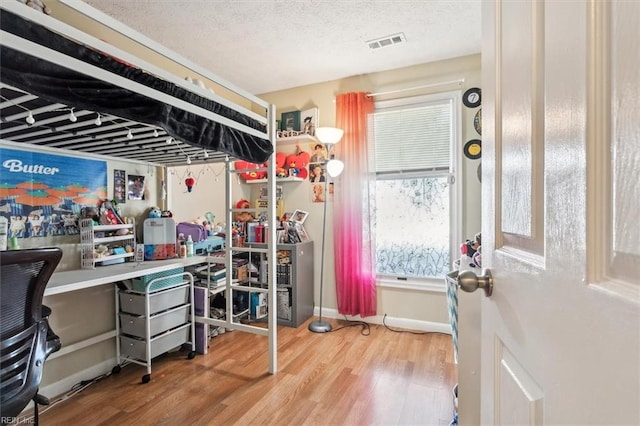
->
xmin=366 ymin=79 xmax=465 ymax=98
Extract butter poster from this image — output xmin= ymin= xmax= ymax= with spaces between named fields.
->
xmin=0 ymin=148 xmax=107 ymax=238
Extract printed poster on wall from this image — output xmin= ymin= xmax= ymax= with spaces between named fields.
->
xmin=0 ymin=147 xmax=107 ymax=239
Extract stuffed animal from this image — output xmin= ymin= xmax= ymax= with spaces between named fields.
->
xmin=234 ymin=199 xmax=254 ymax=222
xmin=234 ymin=160 xmax=266 ymax=180
xmin=93 ymin=244 xmax=109 ymax=258
xmin=274 ymin=152 xmax=288 ymax=177
xmin=285 ymin=152 xmax=309 ymax=179
xmin=148 ymin=206 xmax=162 ymax=218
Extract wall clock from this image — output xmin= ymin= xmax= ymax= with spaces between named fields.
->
xmin=463 ymin=87 xmax=481 ymax=108
xmin=474 ymin=109 xmax=482 ymax=135
xmin=464 ymin=139 xmax=482 ymax=159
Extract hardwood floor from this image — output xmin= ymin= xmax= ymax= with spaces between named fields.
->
xmin=36 ymin=318 xmax=457 ymax=426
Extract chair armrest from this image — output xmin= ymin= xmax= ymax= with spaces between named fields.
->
xmin=41 ymin=304 xmax=61 ymax=357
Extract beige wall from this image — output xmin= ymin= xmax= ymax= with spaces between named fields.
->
xmin=10 ymin=51 xmax=480 ymax=392
xmin=167 ymin=54 xmax=482 ymax=328
xmin=259 ymin=54 xmax=482 ymax=325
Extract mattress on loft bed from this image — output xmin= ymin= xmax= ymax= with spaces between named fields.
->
xmin=0 ymin=10 xmax=273 ymax=164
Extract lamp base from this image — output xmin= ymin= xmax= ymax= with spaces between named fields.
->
xmin=308 ymin=319 xmax=333 ymax=333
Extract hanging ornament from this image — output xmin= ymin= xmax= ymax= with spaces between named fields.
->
xmin=185 ymin=176 xmax=196 ymax=192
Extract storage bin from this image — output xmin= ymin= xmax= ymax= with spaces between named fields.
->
xmin=119 ymin=323 xmax=190 ymax=361
xmin=119 ymin=304 xmax=190 ymax=338
xmin=119 ymin=284 xmax=189 ymax=316
xmin=131 ymin=267 xmax=184 ymax=292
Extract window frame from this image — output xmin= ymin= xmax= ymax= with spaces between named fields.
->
xmin=372 ymin=91 xmax=463 ymax=292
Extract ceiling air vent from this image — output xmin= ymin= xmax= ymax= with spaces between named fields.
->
xmin=367 ymin=32 xmax=406 ymax=50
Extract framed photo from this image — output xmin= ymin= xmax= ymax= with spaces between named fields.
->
xmin=281 ymin=110 xmax=301 ymax=132
xmin=127 ymin=174 xmax=146 ymax=200
xmin=295 ymin=222 xmax=310 ymax=242
xmin=113 ymin=169 xmax=126 ymax=203
xmin=292 ymin=209 xmax=308 ymax=224
xmin=300 ymin=107 xmax=319 ymax=136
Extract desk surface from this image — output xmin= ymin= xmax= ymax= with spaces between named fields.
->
xmin=46 ymin=256 xmax=210 ymax=296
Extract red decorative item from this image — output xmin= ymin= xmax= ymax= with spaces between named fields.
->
xmin=234 ymin=160 xmax=266 ymax=180
xmin=185 ymin=176 xmax=196 ymax=192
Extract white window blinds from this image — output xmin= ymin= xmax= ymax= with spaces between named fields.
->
xmin=373 ymin=98 xmax=452 ymax=174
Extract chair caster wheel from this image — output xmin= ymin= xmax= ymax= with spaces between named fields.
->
xmin=112 ymin=365 xmax=121 ymax=374
xmin=142 ymin=374 xmax=151 ymax=384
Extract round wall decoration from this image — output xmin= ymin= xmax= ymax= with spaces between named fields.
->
xmin=464 ymin=139 xmax=482 ymax=159
xmin=463 ymin=87 xmax=481 ymax=108
xmin=477 ymin=163 xmax=482 ymax=183
xmin=474 ymin=108 xmax=482 ymax=135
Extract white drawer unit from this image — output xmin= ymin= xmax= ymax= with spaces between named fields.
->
xmin=120 ymin=324 xmax=191 ymax=361
xmin=118 ymin=284 xmax=189 ymax=316
xmin=114 ymin=273 xmax=196 ymax=383
xmin=119 ymin=304 xmax=190 ymax=338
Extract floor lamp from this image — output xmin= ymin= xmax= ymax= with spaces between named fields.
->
xmin=308 ymin=127 xmax=344 ymax=333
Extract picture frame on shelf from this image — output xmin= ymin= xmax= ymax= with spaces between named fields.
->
xmin=300 ymin=107 xmax=319 ymax=136
xmin=295 ymin=222 xmax=310 ymax=242
xmin=292 ymin=209 xmax=308 ymax=224
xmin=281 ymin=110 xmax=301 ymax=132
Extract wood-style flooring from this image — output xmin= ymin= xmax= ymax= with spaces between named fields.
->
xmin=36 ymin=318 xmax=457 ymax=426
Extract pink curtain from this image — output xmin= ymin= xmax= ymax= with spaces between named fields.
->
xmin=333 ymin=92 xmax=376 ymax=317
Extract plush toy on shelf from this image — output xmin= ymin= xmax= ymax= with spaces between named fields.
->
xmin=233 ymin=199 xmax=254 ymax=222
xmin=285 ymin=151 xmax=309 ymax=179
xmin=275 ymin=152 xmax=288 ymax=178
xmin=234 ymin=160 xmax=266 ymax=180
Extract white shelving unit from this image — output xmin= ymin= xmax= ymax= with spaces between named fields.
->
xmin=275 ymin=133 xmax=318 ymax=146
xmin=80 ymin=218 xmax=136 ymax=269
xmin=244 ymin=176 xmax=303 ymax=184
xmin=243 ymin=135 xmax=316 ymax=184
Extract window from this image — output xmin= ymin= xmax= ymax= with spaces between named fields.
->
xmin=371 ymin=92 xmax=460 ymax=284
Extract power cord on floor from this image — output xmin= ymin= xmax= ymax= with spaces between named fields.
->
xmin=382 ymin=313 xmax=450 ymax=335
xmin=324 ymin=317 xmax=371 ymax=336
xmin=32 ymin=368 xmax=116 ymax=419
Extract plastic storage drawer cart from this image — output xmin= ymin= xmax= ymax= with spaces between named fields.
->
xmin=114 ymin=271 xmax=196 ymax=383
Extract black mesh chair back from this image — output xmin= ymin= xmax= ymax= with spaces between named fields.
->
xmin=0 ymin=247 xmax=62 ymax=423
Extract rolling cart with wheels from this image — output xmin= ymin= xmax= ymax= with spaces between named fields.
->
xmin=114 ymin=270 xmax=196 ymax=383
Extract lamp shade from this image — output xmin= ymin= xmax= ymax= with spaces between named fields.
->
xmin=326 ymin=159 xmax=344 ymax=177
xmin=315 ymin=127 xmax=344 ymax=145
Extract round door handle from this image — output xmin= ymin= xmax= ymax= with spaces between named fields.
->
xmin=458 ymin=268 xmax=493 ymax=297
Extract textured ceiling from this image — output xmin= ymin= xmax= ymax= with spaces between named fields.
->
xmin=82 ymin=0 xmax=482 ymax=95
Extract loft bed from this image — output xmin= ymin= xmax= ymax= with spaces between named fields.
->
xmin=0 ymin=1 xmax=274 ymax=165
xmin=0 ymin=1 xmax=279 ymax=373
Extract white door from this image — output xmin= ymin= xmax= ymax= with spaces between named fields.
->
xmin=474 ymin=1 xmax=640 ymax=425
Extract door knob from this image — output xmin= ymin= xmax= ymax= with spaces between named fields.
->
xmin=457 ymin=268 xmax=493 ymax=297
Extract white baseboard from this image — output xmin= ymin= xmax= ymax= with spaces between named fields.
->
xmin=312 ymin=307 xmax=452 ymax=334
xmin=40 ymin=358 xmax=117 ymax=402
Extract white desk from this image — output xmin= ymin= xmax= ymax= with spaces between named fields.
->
xmin=45 ymin=256 xmax=210 ymax=296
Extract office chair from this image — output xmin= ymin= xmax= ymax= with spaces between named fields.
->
xmin=0 ymin=247 xmax=63 ymax=425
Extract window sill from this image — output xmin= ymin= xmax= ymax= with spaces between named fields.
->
xmin=377 ymin=276 xmax=446 ymax=293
